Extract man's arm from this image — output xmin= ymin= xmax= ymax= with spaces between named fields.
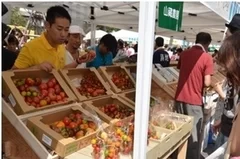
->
xmin=204 ymin=55 xmax=214 ymax=87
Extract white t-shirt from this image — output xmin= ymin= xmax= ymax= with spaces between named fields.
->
xmin=65 ymin=50 xmax=86 ymax=68
xmin=126 ymin=48 xmax=135 ymax=57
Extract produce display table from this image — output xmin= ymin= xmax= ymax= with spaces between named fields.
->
xmin=2 ymin=99 xmax=192 ymax=159
xmin=2 ymin=66 xmax=193 ymax=159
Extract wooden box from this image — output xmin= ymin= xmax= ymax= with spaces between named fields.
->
xmin=98 ymin=66 xmax=136 ymax=94
xmin=83 ymin=95 xmax=135 ymax=123
xmin=123 ymin=64 xmax=137 ymax=81
xmin=2 ymin=69 xmax=77 ymax=115
xmin=150 ymin=112 xmax=193 ymax=158
xmin=26 ymin=105 xmax=108 ymax=158
xmin=59 ymin=68 xmax=112 ymax=102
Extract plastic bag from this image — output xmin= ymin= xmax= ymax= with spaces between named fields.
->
xmin=71 ymin=78 xmax=81 ymax=88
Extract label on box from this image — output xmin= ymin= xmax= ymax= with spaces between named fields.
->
xmin=8 ymin=94 xmax=16 ymax=107
xmin=65 ymin=142 xmax=78 ymax=156
xmin=42 ymin=134 xmax=52 ymax=146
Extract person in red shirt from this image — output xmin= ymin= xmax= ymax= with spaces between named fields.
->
xmin=175 ymin=32 xmax=214 ymax=159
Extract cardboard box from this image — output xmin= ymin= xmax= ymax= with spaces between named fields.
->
xmin=59 ymin=68 xmax=112 ymax=102
xmin=2 ymin=69 xmax=77 ymax=115
xmin=26 ymin=105 xmax=108 ymax=158
xmin=83 ymin=95 xmax=135 ymax=123
xmin=98 ymin=66 xmax=136 ymax=94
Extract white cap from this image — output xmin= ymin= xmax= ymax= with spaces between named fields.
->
xmin=69 ymin=25 xmax=86 ymax=36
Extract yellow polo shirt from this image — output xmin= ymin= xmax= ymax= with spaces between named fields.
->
xmin=14 ymin=32 xmax=65 ymax=70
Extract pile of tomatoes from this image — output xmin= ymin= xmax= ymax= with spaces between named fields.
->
xmin=77 ymin=73 xmax=106 ymax=98
xmin=50 ymin=112 xmax=98 ymax=139
xmin=14 ymin=77 xmax=68 ymax=108
xmin=111 ymin=72 xmax=134 ymax=90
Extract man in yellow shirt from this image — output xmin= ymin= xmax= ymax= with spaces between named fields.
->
xmin=12 ymin=5 xmax=71 ymax=71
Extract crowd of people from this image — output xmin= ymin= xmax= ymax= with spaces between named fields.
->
xmin=2 ymin=3 xmax=240 ymax=159
xmin=174 ymin=13 xmax=240 ymax=159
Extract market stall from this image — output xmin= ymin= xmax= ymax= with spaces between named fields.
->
xmin=3 ymin=1 xmax=232 ymax=159
xmin=2 ymin=64 xmax=194 ymax=159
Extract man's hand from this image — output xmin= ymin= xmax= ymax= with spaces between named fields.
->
xmin=212 ymin=120 xmax=221 ymax=134
xmin=37 ymin=62 xmax=54 ymax=72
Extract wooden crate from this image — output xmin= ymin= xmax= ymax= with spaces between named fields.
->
xmin=83 ymin=95 xmax=135 ymax=124
xmin=2 ymin=115 xmax=40 ymax=159
xmin=26 ymin=104 xmax=108 ymax=158
xmin=2 ymin=69 xmax=77 ymax=115
xmin=153 ymin=64 xmax=178 ymax=83
xmin=59 ymin=68 xmax=112 ymax=102
xmin=165 ymin=67 xmax=179 ymax=80
xmin=123 ymin=64 xmax=137 ymax=81
xmin=150 ymin=112 xmax=193 ymax=158
xmin=118 ymin=90 xmax=135 ymax=106
xmin=151 ymin=75 xmax=175 ymax=100
xmin=98 ymin=66 xmax=136 ymax=94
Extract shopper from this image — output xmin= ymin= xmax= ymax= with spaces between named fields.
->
xmin=153 ymin=37 xmax=170 ymax=67
xmin=86 ymin=34 xmax=117 ymax=68
xmin=12 ymin=5 xmax=71 ymax=72
xmin=113 ymin=39 xmax=127 ymax=63
xmin=2 ymin=23 xmax=17 ymax=71
xmin=175 ymin=32 xmax=214 ymax=159
xmin=213 ymin=13 xmax=240 ymax=151
xmin=65 ymin=25 xmax=95 ymax=68
xmin=7 ymin=35 xmax=19 ymax=53
xmin=217 ymin=30 xmax=240 ymax=158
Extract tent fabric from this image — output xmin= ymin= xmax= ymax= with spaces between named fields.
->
xmin=4 ymin=2 xmax=226 ymax=44
xmin=83 ymin=30 xmax=107 ymax=40
xmin=111 ymin=29 xmax=138 ymax=42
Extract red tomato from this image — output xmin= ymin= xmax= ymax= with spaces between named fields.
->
xmin=56 ymin=95 xmax=62 ymax=101
xmin=69 ymin=122 xmax=77 ymax=129
xmin=63 ymin=117 xmax=71 ymax=126
xmin=33 ymin=96 xmax=40 ymax=104
xmin=49 ymin=78 xmax=57 ymax=85
xmin=49 ymin=93 xmax=57 ymax=101
xmin=59 ymin=92 xmax=66 ymax=98
xmin=44 ymin=96 xmax=51 ymax=104
xmin=48 ymin=88 xmax=55 ymax=93
xmin=75 ymin=113 xmax=82 ymax=120
xmin=47 ymin=81 xmax=54 ymax=88
xmin=26 ymin=97 xmax=33 ymax=103
xmin=55 ymin=88 xmax=61 ymax=95
xmin=39 ymin=83 xmax=48 ymax=90
xmin=54 ymin=84 xmax=61 ymax=90
xmin=41 ymin=90 xmax=48 ymax=97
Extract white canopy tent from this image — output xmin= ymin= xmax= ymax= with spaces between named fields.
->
xmin=83 ymin=30 xmax=107 ymax=40
xmin=111 ymin=29 xmax=138 ymax=42
xmin=3 ymin=2 xmax=227 ymax=44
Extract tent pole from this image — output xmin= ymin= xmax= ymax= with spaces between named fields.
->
xmin=169 ymin=36 xmax=174 ymax=46
xmin=133 ymin=1 xmax=156 ymax=159
xmin=90 ymin=22 xmax=96 ymax=46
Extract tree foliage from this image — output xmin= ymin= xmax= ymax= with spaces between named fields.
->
xmin=97 ymin=25 xmax=120 ymax=33
xmin=10 ymin=7 xmax=27 ymax=27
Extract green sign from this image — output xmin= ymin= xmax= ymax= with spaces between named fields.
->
xmin=158 ymin=2 xmax=184 ymax=31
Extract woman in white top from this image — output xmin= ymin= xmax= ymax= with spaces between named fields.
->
xmin=65 ymin=25 xmax=95 ymax=68
xmin=113 ymin=39 xmax=127 ymax=63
